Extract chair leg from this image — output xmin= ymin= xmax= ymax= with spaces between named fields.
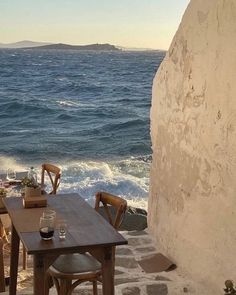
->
xmin=51 ymin=276 xmax=60 ymax=295
xmin=23 ymin=246 xmax=27 ymax=270
xmin=45 ymin=273 xmax=53 ymax=295
xmin=92 ymin=280 xmax=98 ymax=295
xmin=59 ymin=279 xmax=72 ymax=295
xmin=0 ymin=220 xmax=8 ymax=243
xmin=0 ymin=238 xmax=5 ymax=292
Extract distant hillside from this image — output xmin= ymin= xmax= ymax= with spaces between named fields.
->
xmin=0 ymin=40 xmax=163 ymax=51
xmin=117 ymin=45 xmax=166 ymax=52
xmin=0 ymin=40 xmax=52 ymax=48
xmin=25 ymin=43 xmax=120 ymax=51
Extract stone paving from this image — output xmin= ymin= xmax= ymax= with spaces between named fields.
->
xmin=3 ymin=229 xmax=207 ymax=295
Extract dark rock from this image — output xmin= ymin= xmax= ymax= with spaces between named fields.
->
xmin=147 ymin=284 xmax=168 ymax=295
xmin=122 ymin=286 xmax=141 ymax=295
xmin=121 ymin=213 xmax=147 ymax=231
xmin=97 ymin=206 xmax=147 ymax=231
xmin=127 ymin=206 xmax=147 ymax=216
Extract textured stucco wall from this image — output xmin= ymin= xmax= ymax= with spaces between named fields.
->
xmin=149 ymin=0 xmax=236 ymax=291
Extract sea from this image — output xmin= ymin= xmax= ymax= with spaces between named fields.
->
xmin=0 ymin=49 xmax=165 ymax=209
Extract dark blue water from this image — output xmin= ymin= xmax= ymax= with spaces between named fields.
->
xmin=0 ymin=49 xmax=165 ymax=206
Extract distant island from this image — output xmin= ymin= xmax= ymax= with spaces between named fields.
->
xmin=0 ymin=40 xmax=165 ymax=52
xmin=0 ymin=40 xmax=52 ymax=49
xmin=0 ymin=41 xmax=119 ymax=51
xmin=25 ymin=43 xmax=120 ymax=51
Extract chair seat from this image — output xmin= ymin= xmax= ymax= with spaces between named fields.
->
xmin=51 ymin=253 xmax=101 ymax=275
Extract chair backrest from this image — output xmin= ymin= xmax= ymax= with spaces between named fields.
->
xmin=41 ymin=163 xmax=61 ymax=195
xmin=95 ymin=191 xmax=127 ymax=230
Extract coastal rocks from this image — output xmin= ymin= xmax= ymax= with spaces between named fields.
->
xmin=149 ymin=0 xmax=236 ymax=292
xmin=98 ymin=206 xmax=147 ymax=231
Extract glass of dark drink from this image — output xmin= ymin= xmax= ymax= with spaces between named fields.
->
xmin=39 ymin=215 xmax=55 ymax=240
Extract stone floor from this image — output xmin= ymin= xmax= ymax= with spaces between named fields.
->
xmin=2 ymin=229 xmax=208 ymax=295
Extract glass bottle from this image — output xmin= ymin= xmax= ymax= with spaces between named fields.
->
xmin=28 ymin=167 xmax=38 ymax=186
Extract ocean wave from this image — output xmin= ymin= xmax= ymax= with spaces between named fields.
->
xmin=1 ymin=100 xmax=55 ymax=115
xmin=0 ymin=50 xmax=164 ymax=211
xmin=58 ymin=158 xmax=149 ymax=209
xmin=103 ymin=119 xmax=145 ymax=131
xmin=0 ymin=155 xmax=149 ymax=209
xmin=0 ymin=155 xmax=26 ymax=172
xmin=56 ymin=100 xmax=80 ymax=107
xmin=55 ymin=113 xmax=76 ymax=120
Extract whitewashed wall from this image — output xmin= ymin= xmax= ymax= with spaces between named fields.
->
xmin=149 ymin=0 xmax=236 ymax=292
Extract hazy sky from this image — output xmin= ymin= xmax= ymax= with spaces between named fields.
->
xmin=0 ymin=0 xmax=190 ymax=50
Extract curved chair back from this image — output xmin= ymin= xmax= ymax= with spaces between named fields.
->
xmin=41 ymin=163 xmax=61 ymax=195
xmin=95 ymin=192 xmax=127 ymax=230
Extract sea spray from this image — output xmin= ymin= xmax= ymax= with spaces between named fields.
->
xmin=0 ymin=155 xmax=149 ymax=209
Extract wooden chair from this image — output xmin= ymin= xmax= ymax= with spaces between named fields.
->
xmin=47 ymin=191 xmax=127 ymax=295
xmin=41 ymin=163 xmax=61 ymax=195
xmin=0 ymin=238 xmax=5 ymax=292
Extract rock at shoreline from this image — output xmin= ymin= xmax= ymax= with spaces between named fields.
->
xmin=97 ymin=206 xmax=147 ymax=231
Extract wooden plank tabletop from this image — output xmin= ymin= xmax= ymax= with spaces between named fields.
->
xmin=3 ymin=194 xmax=127 ymax=255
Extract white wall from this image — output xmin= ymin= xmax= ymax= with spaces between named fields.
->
xmin=149 ymin=0 xmax=236 ymax=292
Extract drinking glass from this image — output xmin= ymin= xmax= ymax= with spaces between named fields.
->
xmin=43 ymin=209 xmax=56 ymax=227
xmin=43 ymin=209 xmax=56 ymax=219
xmin=58 ymin=219 xmax=67 ymax=240
xmin=6 ymin=169 xmax=16 ymax=181
xmin=39 ymin=215 xmax=55 ymax=240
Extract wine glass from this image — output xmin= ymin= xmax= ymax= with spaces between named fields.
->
xmin=6 ymin=169 xmax=16 ymax=181
xmin=58 ymin=219 xmax=67 ymax=240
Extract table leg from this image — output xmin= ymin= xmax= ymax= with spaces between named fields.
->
xmin=89 ymin=246 xmax=115 ymax=295
xmin=9 ymin=225 xmax=20 ymax=295
xmin=102 ymin=246 xmax=114 ymax=295
xmin=33 ymin=254 xmax=59 ymax=295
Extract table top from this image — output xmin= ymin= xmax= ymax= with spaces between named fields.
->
xmin=3 ymin=193 xmax=127 ymax=255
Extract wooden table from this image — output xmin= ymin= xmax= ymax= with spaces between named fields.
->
xmin=3 ymin=193 xmax=127 ymax=295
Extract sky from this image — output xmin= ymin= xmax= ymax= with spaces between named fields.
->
xmin=0 ymin=0 xmax=190 ymax=50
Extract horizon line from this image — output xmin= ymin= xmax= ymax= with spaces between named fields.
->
xmin=0 ymin=39 xmax=168 ymax=51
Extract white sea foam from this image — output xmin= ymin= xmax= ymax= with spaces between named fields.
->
xmin=56 ymin=100 xmax=80 ymax=107
xmin=0 ymin=156 xmax=149 ymax=210
xmin=59 ymin=159 xmax=149 ymax=209
xmin=0 ymin=155 xmax=26 ymax=172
